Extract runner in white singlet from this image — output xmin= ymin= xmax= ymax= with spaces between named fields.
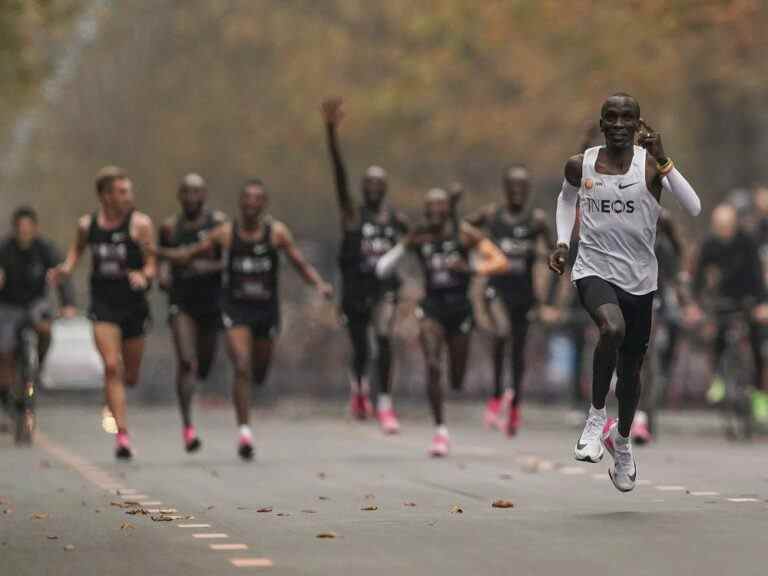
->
xmin=548 ymin=93 xmax=701 ymax=493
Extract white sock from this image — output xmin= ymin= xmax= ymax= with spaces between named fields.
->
xmin=436 ymin=425 xmax=449 ymax=438
xmin=239 ymin=425 xmax=252 ymax=440
xmin=616 ymin=432 xmax=630 ymax=446
xmin=377 ymin=394 xmax=392 ymax=412
xmin=589 ymin=405 xmax=607 ymax=418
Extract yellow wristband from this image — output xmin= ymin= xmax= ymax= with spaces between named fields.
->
xmin=657 ymin=159 xmax=674 ymax=176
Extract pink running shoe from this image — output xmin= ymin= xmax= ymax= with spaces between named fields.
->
xmin=378 ymin=409 xmax=400 ymax=435
xmin=484 ymin=397 xmax=503 ymax=429
xmin=429 ymin=431 xmax=450 ymax=458
xmin=115 ymin=432 xmax=132 ymax=460
xmin=630 ymin=412 xmax=652 ymax=445
xmin=506 ymin=405 xmax=521 ymax=437
xmin=350 ymin=392 xmax=367 ymax=420
xmin=238 ymin=435 xmax=254 ymax=461
xmin=183 ymin=426 xmax=202 ymax=453
xmin=601 ymin=417 xmax=618 ymax=459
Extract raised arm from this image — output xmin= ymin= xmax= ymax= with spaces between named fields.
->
xmin=273 ymin=221 xmax=333 ymax=299
xmin=460 ymin=222 xmax=509 ymax=276
xmin=322 ymin=98 xmax=355 ymax=224
xmin=639 ymin=119 xmax=701 ymax=216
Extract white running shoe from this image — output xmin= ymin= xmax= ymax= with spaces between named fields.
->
xmin=574 ymin=406 xmax=606 ymax=463
xmin=602 ymin=419 xmax=637 ymax=493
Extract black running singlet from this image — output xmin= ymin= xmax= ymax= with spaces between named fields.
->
xmin=338 ymin=207 xmax=405 ymax=293
xmin=161 ymin=210 xmax=223 ymax=309
xmin=416 ymin=226 xmax=471 ymax=306
xmin=226 ymin=221 xmax=279 ymax=306
xmin=88 ymin=211 xmax=146 ymax=307
xmin=487 ymin=208 xmax=539 ymax=302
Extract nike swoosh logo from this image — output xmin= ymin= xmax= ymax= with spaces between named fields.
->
xmin=576 ymin=442 xmax=587 ymax=450
xmin=628 ymin=461 xmax=637 ymax=482
xmin=618 ymin=182 xmax=638 ymax=190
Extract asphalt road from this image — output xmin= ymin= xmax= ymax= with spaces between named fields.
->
xmin=1 ymin=399 xmax=767 ymax=576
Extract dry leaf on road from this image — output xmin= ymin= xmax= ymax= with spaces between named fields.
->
xmin=492 ymin=500 xmax=514 ymax=509
xmin=63 ymin=545 xmax=75 ymax=551
xmin=257 ymin=507 xmax=273 ymax=513
xmin=316 ymin=532 xmax=337 ymax=539
xmin=361 ymin=505 xmax=378 ymax=511
xmin=450 ymin=506 xmax=464 ymax=514
xmin=31 ymin=513 xmax=49 ymax=520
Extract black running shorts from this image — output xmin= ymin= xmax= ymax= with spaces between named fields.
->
xmin=576 ymin=276 xmax=654 ymax=355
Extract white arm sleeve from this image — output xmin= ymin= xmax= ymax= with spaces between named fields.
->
xmin=375 ymin=242 xmax=406 ymax=279
xmin=662 ymin=168 xmax=701 ymax=217
xmin=556 ymin=179 xmax=580 ymax=247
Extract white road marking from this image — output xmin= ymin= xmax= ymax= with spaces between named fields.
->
xmin=230 ymin=558 xmax=274 ymax=568
xmin=591 ymin=473 xmax=609 ymax=481
xmin=141 ymin=501 xmax=163 ymax=506
xmin=210 ymin=544 xmax=248 ymax=551
xmin=179 ymin=524 xmax=211 ymax=528
xmin=193 ymin=533 xmax=229 ymax=539
xmin=122 ymin=494 xmax=149 ymax=500
xmin=559 ymin=466 xmax=586 ymax=476
xmin=655 ymin=485 xmax=686 ymax=492
xmin=688 ymin=491 xmax=720 ymax=497
xmin=727 ymin=497 xmax=759 ymax=503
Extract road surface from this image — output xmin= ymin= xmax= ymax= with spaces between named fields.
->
xmin=1 ymin=399 xmax=767 ymax=575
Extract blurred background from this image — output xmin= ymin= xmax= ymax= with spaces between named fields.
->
xmin=1 ymin=0 xmax=766 ymax=404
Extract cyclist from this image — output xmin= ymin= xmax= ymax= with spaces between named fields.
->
xmin=0 ymin=206 xmax=76 ymax=421
xmin=686 ymin=203 xmax=768 ymax=424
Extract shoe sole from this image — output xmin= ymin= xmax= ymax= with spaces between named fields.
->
xmin=608 ymin=467 xmax=636 ymax=493
xmin=574 ymin=444 xmax=604 ymax=463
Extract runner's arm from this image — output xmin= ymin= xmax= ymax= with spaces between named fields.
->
xmin=273 ymin=222 xmax=332 ymax=298
xmin=133 ymin=213 xmax=157 ymax=283
xmin=156 ymin=222 xmax=229 ymax=263
xmin=51 ymin=214 xmax=90 ymax=282
xmin=322 ymin=98 xmax=355 ymax=224
xmin=461 ymin=223 xmax=509 ymax=276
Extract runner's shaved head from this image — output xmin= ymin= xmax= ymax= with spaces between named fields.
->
xmin=601 ymin=93 xmax=640 ymax=119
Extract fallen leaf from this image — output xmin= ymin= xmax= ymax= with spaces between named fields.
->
xmin=318 ymin=496 xmax=330 ymax=501
xmin=361 ymin=505 xmax=378 ymax=511
xmin=206 ymin=505 xmax=215 ymax=510
xmin=403 ymin=502 xmax=417 ymax=508
xmin=276 ymin=513 xmax=290 ymax=517
xmin=257 ymin=507 xmax=273 ymax=513
xmin=63 ymin=545 xmax=75 ymax=551
xmin=150 ymin=515 xmax=173 ymax=522
xmin=450 ymin=506 xmax=464 ymax=514
xmin=126 ymin=508 xmax=147 ymax=516
xmin=120 ymin=522 xmax=135 ymax=531
xmin=492 ymin=500 xmax=514 ymax=509
xmin=94 ymin=509 xmax=102 ymax=514
xmin=31 ymin=513 xmax=49 ymax=520
xmin=302 ymin=509 xmax=318 ymax=514
xmin=122 ymin=501 xmax=142 ymax=507
xmin=47 ymin=535 xmax=59 ymax=540
xmin=316 ymin=532 xmax=337 ymax=539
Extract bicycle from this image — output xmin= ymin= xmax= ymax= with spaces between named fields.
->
xmin=709 ymin=303 xmax=755 ymax=441
xmin=11 ymin=318 xmax=39 ymax=445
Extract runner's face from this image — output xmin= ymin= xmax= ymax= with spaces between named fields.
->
xmin=362 ymin=176 xmax=387 ymax=208
xmin=504 ymin=175 xmax=529 ymax=210
xmin=105 ymin=178 xmax=135 ymax=214
xmin=179 ymin=185 xmax=206 ymax=219
xmin=425 ymin=198 xmax=449 ymax=229
xmin=14 ymin=217 xmax=38 ymax=248
xmin=240 ymin=186 xmax=266 ymax=221
xmin=600 ymin=97 xmax=639 ymax=150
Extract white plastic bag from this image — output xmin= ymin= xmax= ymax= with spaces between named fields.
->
xmin=41 ymin=316 xmax=103 ymax=390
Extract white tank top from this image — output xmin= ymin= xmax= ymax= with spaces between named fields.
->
xmin=572 ymin=145 xmax=661 ymax=295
